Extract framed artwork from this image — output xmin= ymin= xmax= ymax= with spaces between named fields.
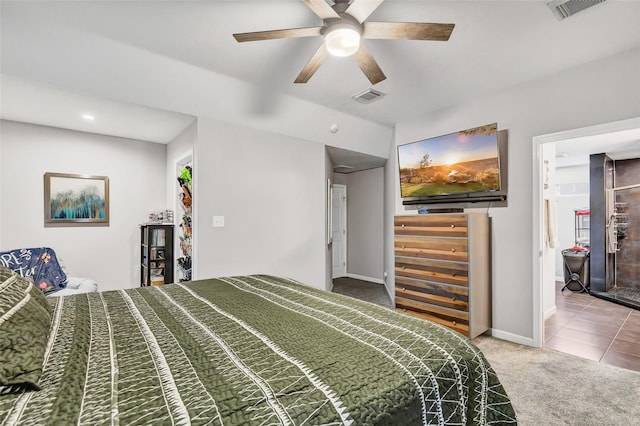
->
xmin=44 ymin=172 xmax=109 ymax=226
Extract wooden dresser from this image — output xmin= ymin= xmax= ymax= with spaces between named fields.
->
xmin=394 ymin=213 xmax=490 ymax=338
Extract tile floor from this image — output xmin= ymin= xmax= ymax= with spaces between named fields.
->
xmin=545 ymin=281 xmax=640 ymax=372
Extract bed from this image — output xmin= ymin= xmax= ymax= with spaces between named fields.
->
xmin=0 ymin=268 xmax=517 ymax=425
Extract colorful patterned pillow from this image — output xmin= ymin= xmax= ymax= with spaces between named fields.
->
xmin=0 ymin=265 xmax=52 ymax=393
xmin=0 ymin=247 xmax=67 ymax=294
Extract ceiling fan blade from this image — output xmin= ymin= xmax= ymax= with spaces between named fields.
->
xmin=294 ymin=44 xmax=329 ymax=83
xmin=303 ymin=0 xmax=340 ymax=20
xmin=233 ymin=27 xmax=322 ymax=43
xmin=363 ymin=22 xmax=455 ymax=41
xmin=345 ymin=0 xmax=384 ymax=23
xmin=353 ymin=43 xmax=386 ymax=85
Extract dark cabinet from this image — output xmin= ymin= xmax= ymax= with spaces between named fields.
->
xmin=140 ymin=224 xmax=174 ymax=286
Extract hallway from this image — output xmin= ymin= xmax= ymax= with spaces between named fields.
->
xmin=331 ymin=276 xmax=393 ymax=309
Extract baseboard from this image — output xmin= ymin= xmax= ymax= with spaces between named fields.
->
xmin=555 ymin=275 xmax=564 ymax=282
xmin=544 ymin=306 xmax=557 ymax=320
xmin=346 ymin=273 xmax=384 ymax=285
xmin=489 ymin=329 xmax=535 ymax=347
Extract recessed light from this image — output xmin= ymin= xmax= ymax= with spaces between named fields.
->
xmin=82 ymin=114 xmax=95 ymax=121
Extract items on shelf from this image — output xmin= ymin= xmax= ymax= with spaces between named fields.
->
xmin=177 ymin=164 xmax=193 ymax=282
xmin=140 ymin=224 xmax=174 ymax=286
xmin=613 ymin=202 xmax=629 ymax=240
xmin=574 ymin=208 xmax=590 ymax=248
xmin=147 ymin=210 xmax=174 ymax=224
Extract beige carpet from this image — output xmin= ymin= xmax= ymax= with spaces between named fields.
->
xmin=474 ymin=335 xmax=640 ymax=425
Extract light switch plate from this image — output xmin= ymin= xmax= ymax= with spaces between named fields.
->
xmin=212 ymin=216 xmax=225 ymax=227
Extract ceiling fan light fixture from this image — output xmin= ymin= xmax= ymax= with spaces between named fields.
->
xmin=232 ymin=0 xmax=455 ymax=84
xmin=325 ymin=26 xmax=361 ymax=57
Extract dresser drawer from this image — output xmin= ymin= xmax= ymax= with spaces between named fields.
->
xmin=395 ymin=287 xmax=468 ymax=311
xmin=396 ymin=257 xmax=468 ymax=287
xmin=395 ymin=275 xmax=469 ymax=303
xmin=395 ymin=236 xmax=468 ymax=262
xmin=395 ymin=215 xmax=468 ymax=238
xmin=395 ymin=301 xmax=469 ymax=336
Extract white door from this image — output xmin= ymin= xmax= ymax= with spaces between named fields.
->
xmin=332 ymin=184 xmax=347 ymax=278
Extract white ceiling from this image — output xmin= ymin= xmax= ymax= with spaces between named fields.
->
xmin=1 ymin=75 xmax=195 ymax=143
xmin=1 ymin=0 xmax=640 ymax=157
xmin=555 ymin=127 xmax=640 ymax=168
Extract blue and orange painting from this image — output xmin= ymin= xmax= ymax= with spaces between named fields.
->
xmin=398 ymin=123 xmax=500 ymax=198
xmin=49 ymin=176 xmax=106 ymax=219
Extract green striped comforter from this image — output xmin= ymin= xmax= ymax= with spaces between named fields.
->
xmin=0 ymin=275 xmax=516 ymax=425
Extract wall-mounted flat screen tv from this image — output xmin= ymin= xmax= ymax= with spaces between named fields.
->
xmin=398 ymin=123 xmax=501 ymax=201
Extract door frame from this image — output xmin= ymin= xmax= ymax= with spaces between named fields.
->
xmin=532 ymin=116 xmax=640 ymax=348
xmin=332 ymin=184 xmax=347 ymax=278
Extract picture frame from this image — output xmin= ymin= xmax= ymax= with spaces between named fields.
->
xmin=44 ymin=172 xmax=109 ymax=226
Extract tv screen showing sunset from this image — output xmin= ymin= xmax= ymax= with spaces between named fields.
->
xmin=398 ymin=123 xmax=500 ymax=198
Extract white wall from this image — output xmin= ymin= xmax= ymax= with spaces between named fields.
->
xmin=194 ymin=117 xmax=327 ymax=290
xmin=0 ymin=120 xmax=166 ymax=291
xmin=346 ymin=167 xmax=384 ymax=282
xmin=389 ymin=47 xmax=640 ymax=344
xmin=557 ymin=164 xmax=590 ymax=187
xmin=555 ymin=164 xmax=590 ymax=278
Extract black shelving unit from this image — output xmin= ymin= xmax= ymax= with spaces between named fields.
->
xmin=574 ymin=209 xmax=590 ymax=247
xmin=140 ymin=224 xmax=174 ymax=286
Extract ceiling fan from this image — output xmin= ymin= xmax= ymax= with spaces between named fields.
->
xmin=233 ymin=0 xmax=455 ymax=85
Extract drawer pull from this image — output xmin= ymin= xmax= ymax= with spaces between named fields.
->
xmin=450 ymin=224 xmax=455 ymax=228
xmin=452 ymin=296 xmax=456 ymax=301
xmin=451 ymin=248 xmax=456 ymax=253
xmin=452 ymin=273 xmax=457 ymax=277
xmin=402 ymin=266 xmax=406 ymax=270
xmin=402 ymin=287 xmax=406 ymax=291
xmin=452 ymin=321 xmax=457 ymax=326
xmin=402 ymin=245 xmax=405 ymax=249
xmin=401 ymin=224 xmax=406 ymax=228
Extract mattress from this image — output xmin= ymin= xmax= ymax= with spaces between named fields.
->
xmin=0 ymin=274 xmax=516 ymax=425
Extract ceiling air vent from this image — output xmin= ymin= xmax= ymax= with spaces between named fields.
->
xmin=352 ymin=88 xmax=385 ymax=104
xmin=546 ymin=0 xmax=606 ymax=20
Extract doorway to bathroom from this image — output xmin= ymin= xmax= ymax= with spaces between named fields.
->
xmin=533 ymin=117 xmax=640 ymax=371
xmin=533 ymin=117 xmax=640 ymax=346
